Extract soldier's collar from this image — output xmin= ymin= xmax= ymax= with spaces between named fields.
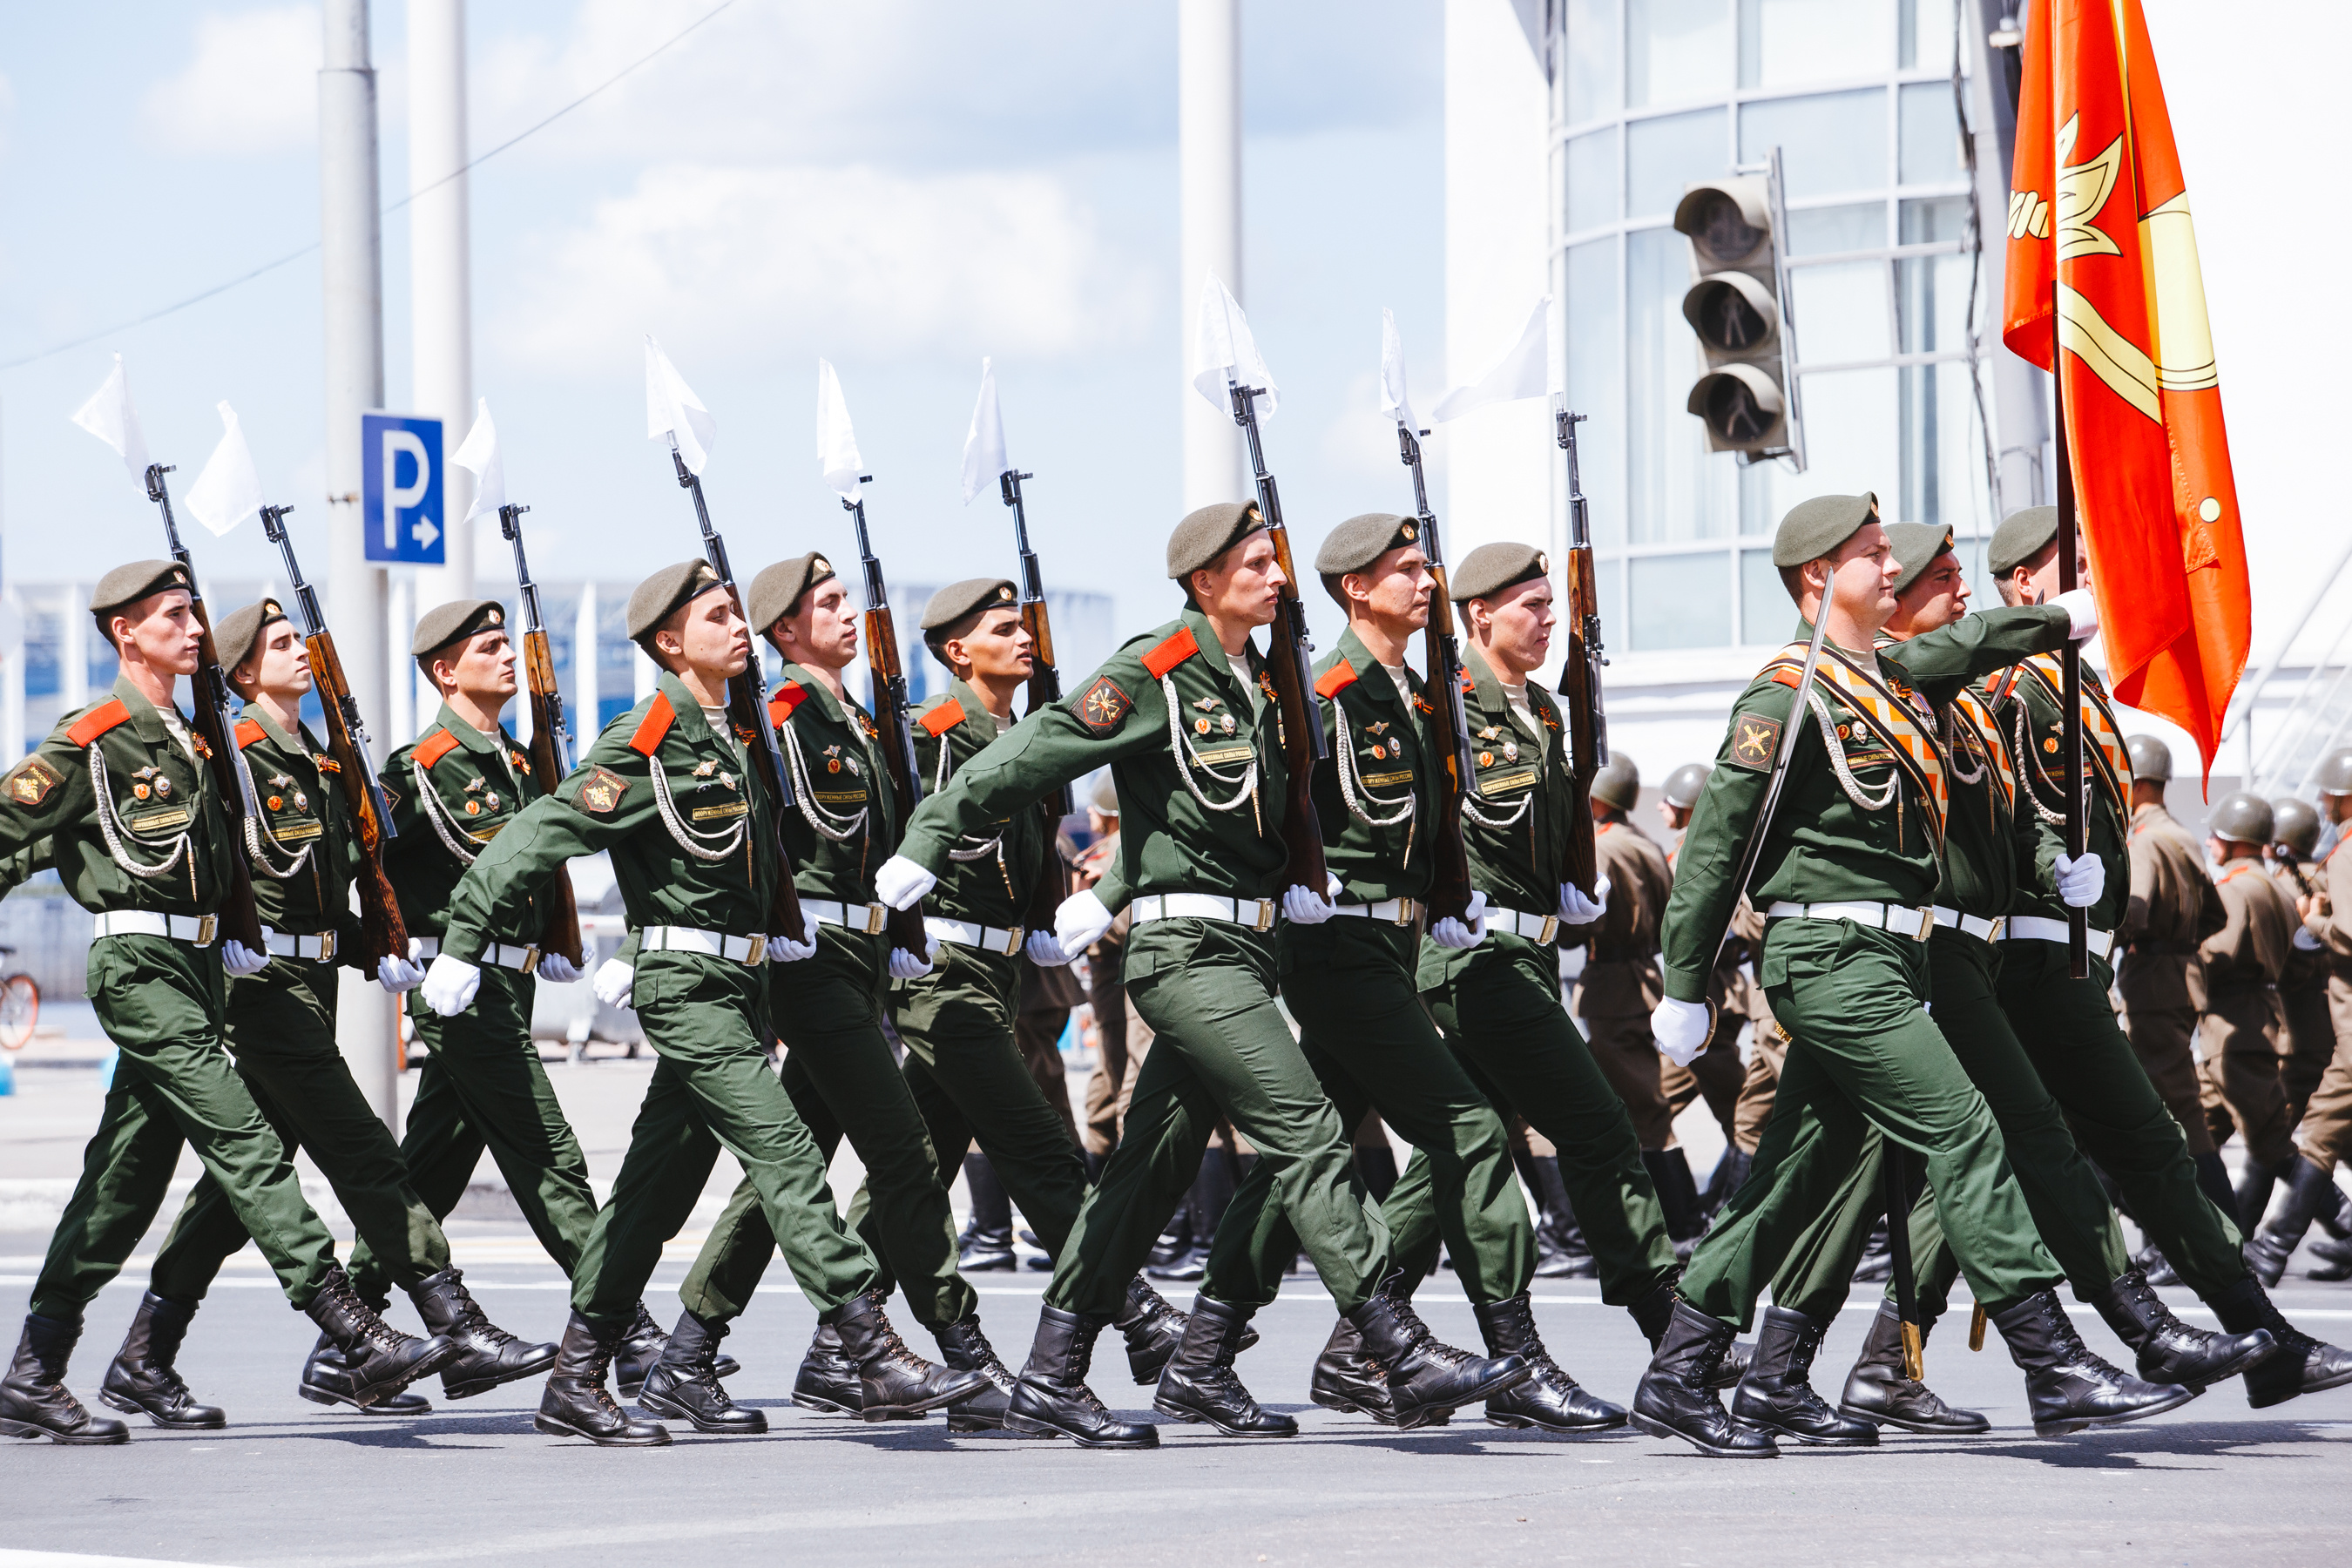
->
xmin=1334 ymin=625 xmax=1411 ymax=710
xmin=432 ymin=701 xmax=509 ymax=755
xmin=111 ymin=674 xmax=181 ymax=747
xmin=1179 ymin=607 xmax=1258 ymax=705
xmin=245 ymin=702 xmax=302 ymax=756
xmin=652 ymin=669 xmax=742 ymax=749
xmin=944 ymin=676 xmax=1000 ymax=733
xmin=1460 ymin=642 xmax=1511 ymax=716
xmin=774 ymin=661 xmax=852 ymax=726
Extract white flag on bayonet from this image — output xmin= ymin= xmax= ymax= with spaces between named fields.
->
xmin=1431 ymin=296 xmax=1557 ymax=423
xmin=453 ymin=397 xmax=505 ymax=524
xmin=817 ymin=359 xmax=864 ymax=504
xmin=645 ymin=335 xmax=717 ymax=476
xmin=70 ymin=354 xmax=153 ymax=491
xmin=961 ymin=358 xmax=1010 ymax=506
xmin=1378 ymin=308 xmax=1418 ymax=434
xmin=1191 ymin=275 xmax=1278 ymax=420
xmin=184 ymin=402 xmax=264 ymax=537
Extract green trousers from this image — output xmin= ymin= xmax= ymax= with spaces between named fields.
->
xmin=149 ymin=958 xmax=449 ymax=1306
xmin=571 ymin=949 xmax=877 ymax=1328
xmin=1389 ymin=933 xmax=1677 ymax=1308
xmin=1767 ymin=929 xmax=2131 ymax=1325
xmin=348 ymin=970 xmax=598 ymax=1301
xmin=1680 ymin=919 xmax=2061 ymax=1330
xmin=1200 ymin=919 xmax=1531 ymax=1309
xmin=31 ymin=934 xmax=335 ymax=1317
xmin=1045 ymin=918 xmax=1389 ymax=1317
xmin=679 ymin=928 xmax=971 ymax=1330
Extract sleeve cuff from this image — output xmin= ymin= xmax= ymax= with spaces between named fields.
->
xmin=1663 ymin=968 xmax=1708 ymax=1004
xmin=439 ymin=929 xmax=489 ymax=965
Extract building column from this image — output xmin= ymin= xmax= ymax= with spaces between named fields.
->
xmin=409 ymin=0 xmax=474 ymax=606
xmin=574 ymin=581 xmax=599 ymax=742
xmin=1179 ymin=0 xmax=1246 ymax=511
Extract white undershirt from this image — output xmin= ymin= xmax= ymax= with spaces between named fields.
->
xmin=1227 ymin=654 xmax=1260 ymax=712
xmin=700 ymin=704 xmax=731 ymax=740
xmin=1498 ymin=682 xmax=1540 ymax=738
xmin=1381 ymin=662 xmax=1412 ymax=709
xmin=990 ymin=711 xmax=1014 ymax=736
xmin=157 ymin=708 xmax=198 ymax=763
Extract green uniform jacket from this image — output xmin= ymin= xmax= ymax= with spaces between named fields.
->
xmin=443 ymin=671 xmax=777 ymax=959
xmin=1310 ymin=625 xmax=1435 ymax=904
xmin=770 ymin=662 xmax=900 ymax=904
xmin=1995 ymin=652 xmax=2129 ymax=934
xmin=1873 ymin=630 xmax=2020 ymax=923
xmin=900 ymin=607 xmax=1290 ymax=909
xmin=0 ymin=675 xmax=238 ymax=919
xmin=910 ymin=678 xmax=1051 ymax=928
xmin=233 ymin=705 xmax=363 ymax=949
xmin=1661 ymin=605 xmax=2072 ymax=1002
xmin=383 ymin=703 xmax=552 ymax=942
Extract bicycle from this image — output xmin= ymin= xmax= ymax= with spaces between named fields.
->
xmin=0 ymin=943 xmax=42 ymax=1051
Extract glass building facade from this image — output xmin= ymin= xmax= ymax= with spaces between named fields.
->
xmin=1553 ymin=0 xmax=1996 ymax=653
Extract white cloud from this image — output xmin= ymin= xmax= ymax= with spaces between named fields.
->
xmin=497 ymin=162 xmax=1156 ymax=372
xmin=142 ymin=6 xmax=320 ymax=156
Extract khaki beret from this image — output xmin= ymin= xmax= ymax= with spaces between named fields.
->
xmin=1989 ymin=505 xmax=2059 ymax=578
xmin=215 ymin=598 xmax=289 ymax=672
xmin=410 ymin=598 xmax=506 ymax=659
xmin=1450 ymin=541 xmax=1551 ymax=604
xmin=1885 ymin=522 xmax=1956 ymax=597
xmin=746 ymin=553 xmax=837 ymax=635
xmin=1313 ymin=513 xmax=1421 ymax=577
xmin=1166 ymin=501 xmax=1265 ymax=579
xmin=1770 ymin=492 xmax=1879 ymax=568
xmin=626 ymin=560 xmax=726 ymax=644
xmin=921 ymin=578 xmax=1018 ymax=633
xmin=91 ymin=559 xmax=192 ymax=620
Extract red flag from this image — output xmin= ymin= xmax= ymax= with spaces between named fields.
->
xmin=2002 ymin=0 xmax=2250 ymax=784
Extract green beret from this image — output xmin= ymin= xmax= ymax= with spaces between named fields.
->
xmin=1313 ymin=513 xmax=1421 ymax=577
xmin=1450 ymin=541 xmax=1551 ymax=604
xmin=1770 ymin=492 xmax=1879 ymax=568
xmin=215 ymin=598 xmax=289 ymax=672
xmin=626 ymin=560 xmax=726 ymax=644
xmin=1989 ymin=505 xmax=2059 ymax=578
xmin=746 ymin=553 xmax=837 ymax=635
xmin=1885 ymin=522 xmax=1956 ymax=596
xmin=921 ymin=578 xmax=1019 ymax=633
xmin=410 ymin=598 xmax=506 ymax=659
xmin=1166 ymin=501 xmax=1264 ymax=580
xmin=91 ymin=559 xmax=192 ymax=621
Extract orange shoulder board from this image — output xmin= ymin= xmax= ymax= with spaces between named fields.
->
xmin=1142 ymin=626 xmax=1200 ymax=679
xmin=918 ymin=698 xmax=966 ymax=738
xmin=413 ymin=728 xmax=461 ymax=769
xmin=233 ymin=719 xmax=267 ymax=750
xmin=627 ymin=693 xmax=676 ymax=756
xmin=1315 ymin=660 xmax=1358 ymax=700
xmin=1768 ymin=666 xmax=1802 ymax=689
xmin=767 ymin=682 xmax=808 ymax=727
xmin=65 ymin=700 xmax=132 ymax=748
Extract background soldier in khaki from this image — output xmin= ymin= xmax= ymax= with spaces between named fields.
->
xmin=1076 ymin=771 xmax=1129 ymax=1172
xmin=2268 ymin=797 xmax=2335 ymax=1123
xmin=1659 ymin=760 xmax=1758 ymax=1208
xmin=2199 ymin=794 xmax=2301 ymax=1227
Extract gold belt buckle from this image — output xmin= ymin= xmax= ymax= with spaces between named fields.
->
xmin=1984 ymin=916 xmax=2005 ymax=943
xmin=747 ymin=935 xmax=767 ymax=966
xmin=1915 ymin=907 xmax=1936 ymax=942
xmin=864 ymin=903 xmax=888 ymax=936
xmin=1392 ymin=899 xmax=1418 ymax=927
xmin=319 ymin=930 xmax=338 ymax=963
xmin=521 ymin=944 xmax=542 ymax=972
xmin=194 ymin=913 xmax=219 ymax=947
xmin=1252 ymin=899 xmax=1274 ymax=932
xmin=1538 ymin=915 xmax=1559 ymax=944
xmin=1004 ymin=927 xmax=1024 ymax=956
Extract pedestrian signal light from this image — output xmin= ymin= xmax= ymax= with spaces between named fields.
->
xmin=1673 ymin=152 xmax=1805 ymax=470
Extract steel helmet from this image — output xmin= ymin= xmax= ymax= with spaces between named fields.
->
xmin=1662 ymin=762 xmax=1710 ymax=810
xmin=2272 ymin=797 xmax=2322 ymax=859
xmin=2317 ymin=747 xmax=2352 ymax=798
xmin=1592 ymin=754 xmax=1640 ymax=813
xmin=2208 ymin=791 xmax=2274 ymax=845
xmin=2125 ymin=734 xmax=2173 ymax=783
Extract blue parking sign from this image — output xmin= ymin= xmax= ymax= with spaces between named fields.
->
xmin=362 ymin=412 xmax=446 ymax=564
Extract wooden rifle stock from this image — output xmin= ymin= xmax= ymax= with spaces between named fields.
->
xmin=847 ymin=494 xmax=930 ymax=956
xmin=1557 ymin=409 xmax=1608 ymax=902
xmin=1397 ymin=423 xmax=1473 ymax=923
xmin=519 ymin=628 xmax=585 ymax=967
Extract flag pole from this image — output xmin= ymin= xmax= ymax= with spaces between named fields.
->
xmin=2052 ymin=287 xmax=2089 ymax=981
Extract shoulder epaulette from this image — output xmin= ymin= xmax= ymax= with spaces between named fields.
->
xmin=627 ymin=693 xmax=676 ymax=756
xmin=767 ymin=682 xmax=808 ymax=727
xmin=233 ymin=719 xmax=267 ymax=750
xmin=65 ymin=700 xmax=131 ymax=748
xmin=1315 ymin=659 xmax=1358 ymax=700
xmin=1142 ymin=627 xmax=1200 ymax=679
xmin=413 ymin=728 xmax=461 ymax=769
xmin=918 ymin=697 xmax=966 ymax=737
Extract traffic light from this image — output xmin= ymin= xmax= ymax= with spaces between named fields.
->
xmin=1673 ymin=159 xmax=1804 ymax=468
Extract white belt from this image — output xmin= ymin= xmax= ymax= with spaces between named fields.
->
xmin=265 ymin=930 xmax=340 ymax=963
xmin=924 ymin=916 xmax=1024 ymax=956
xmin=413 ymin=936 xmax=540 ymax=971
xmin=804 ymin=899 xmax=892 ymax=936
xmin=1131 ymin=893 xmax=1278 ymax=931
xmin=1765 ymin=901 xmax=1935 ymax=941
xmin=1330 ymin=897 xmax=1422 ymax=926
xmin=2005 ymin=916 xmax=2116 ymax=960
xmin=1484 ymin=903 xmax=1560 ymax=943
xmin=638 ymin=925 xmax=767 ymax=964
xmin=1930 ymin=908 xmax=2006 ymax=945
xmin=92 ymin=911 xmax=218 ymax=947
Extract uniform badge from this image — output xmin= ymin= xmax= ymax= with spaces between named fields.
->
xmin=1220 ymin=713 xmax=1235 ymax=734
xmin=153 ymin=777 xmax=172 ymax=798
xmin=1074 ymin=675 xmax=1134 ymax=737
xmin=510 ymin=750 xmax=527 ymax=770
xmin=1193 ymin=697 xmax=1220 ymax=712
xmin=192 ymin=733 xmax=212 ymax=760
xmin=465 ymin=798 xmax=482 ymax=815
xmin=1195 ymin=717 xmax=1212 ymax=735
xmin=1478 ymin=726 xmax=1498 ymax=740
xmin=1368 ymin=721 xmax=1390 ymax=735
xmin=1504 ymin=740 xmax=1519 ymax=763
xmin=134 ymin=782 xmax=152 ymax=800
xmin=485 ymin=792 xmax=500 ymax=811
xmin=267 ymin=794 xmax=283 ymax=810
xmin=4 ymin=757 xmax=60 ymax=808
xmin=693 ymin=759 xmax=718 ymax=778
xmin=1729 ymin=712 xmax=1781 ymax=770
xmin=294 ymin=791 xmax=308 ymax=810
xmin=828 ymin=759 xmax=842 ymax=774
xmin=846 ymin=758 xmax=862 ymax=776
xmin=2044 ymin=735 xmax=2059 ymax=754
xmin=575 ymin=767 xmax=628 ymax=815
xmin=1478 ymin=750 xmax=1493 ymax=767
xmin=465 ymin=775 xmax=486 ymax=792
xmin=1257 ymin=673 xmax=1279 ymax=709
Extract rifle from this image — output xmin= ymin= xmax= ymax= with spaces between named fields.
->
xmin=1396 ymin=422 xmax=1475 ymax=923
xmin=142 ymin=463 xmax=266 ymax=952
xmin=1002 ymin=468 xmax=1072 ymax=815
xmin=668 ymin=445 xmax=808 ymax=947
xmin=1556 ymin=409 xmax=1610 ymax=901
xmin=1227 ymin=379 xmax=1330 ymax=902
xmin=257 ymin=505 xmax=409 ymax=968
xmin=842 ymin=484 xmax=930 ymax=956
xmin=498 ymin=503 xmax=585 ymax=968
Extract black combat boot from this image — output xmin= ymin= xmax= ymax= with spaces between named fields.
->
xmin=2235 ymin=1159 xmax=2281 ymax=1233
xmin=2209 ymin=1274 xmax=2352 ymax=1409
xmin=299 ymin=1335 xmax=431 ymax=1414
xmin=99 ymin=1292 xmax=224 ymax=1429
xmin=2086 ymin=1267 xmax=2274 ymax=1390
xmin=1152 ymin=1294 xmax=1293 ymax=1436
xmin=1347 ymin=1274 xmax=1529 ymax=1431
xmin=1112 ymin=1275 xmax=1253 ymax=1384
xmin=1309 ymin=1315 xmax=1400 ymax=1423
xmin=1838 ymin=1301 xmax=1986 ymax=1434
xmin=1702 ymin=1148 xmax=1753 ymax=1222
xmin=534 ymin=1311 xmax=670 ymax=1446
xmin=793 ymin=1314 xmax=862 ymax=1415
xmin=1474 ymin=1292 xmax=1625 ymax=1433
xmin=1629 ymin=1278 xmax=1747 ymax=1389
xmin=1851 ymin=1218 xmax=1894 ymax=1283
xmin=824 ymin=1291 xmax=990 ymax=1421
xmin=303 ymin=1265 xmax=460 ymax=1409
xmin=409 ymin=1267 xmax=558 ymax=1400
xmin=2130 ymin=1240 xmax=2182 ymax=1288
xmin=0 ymin=1313 xmax=128 ymax=1444
xmin=1146 ymin=1201 xmax=1193 ymax=1272
xmin=957 ymin=1153 xmax=1017 ymax=1272
xmin=637 ymin=1308 xmax=765 ymax=1434
xmin=1629 ymin=1299 xmax=1777 ymax=1457
xmin=1003 ymin=1306 xmax=1159 ymax=1448
xmin=935 ymin=1314 xmax=1019 ymax=1433
xmin=615 ymin=1301 xmax=737 ymax=1399
xmin=1989 ymin=1288 xmax=2194 ymax=1436
xmin=2244 ymin=1159 xmax=2344 ymax=1287
xmin=1728 ymin=1305 xmax=1877 ymax=1446
xmin=2308 ymin=1233 xmax=2352 ymax=1282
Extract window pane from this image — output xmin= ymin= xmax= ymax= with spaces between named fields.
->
xmin=1899 ymin=361 xmax=1983 ymax=533
xmin=1790 ymin=259 xmax=1889 ymax=365
xmin=1740 ymin=456 xmax=1798 ymax=536
xmin=1628 ymin=227 xmax=1738 ymax=544
xmin=1740 ymin=89 xmax=1888 ymax=199
xmin=1739 ymin=0 xmax=1894 ymax=90
xmin=1899 ymin=80 xmax=1963 ymax=185
xmin=1896 ymin=251 xmax=1970 ymax=353
xmin=1597 ymin=557 xmax=1624 ymax=653
xmin=1627 ymin=107 xmax=1729 ymax=220
xmin=1900 ymin=0 xmax=1957 ymax=72
xmin=1787 ymin=201 xmax=1883 ymax=255
xmin=1899 ymin=194 xmax=1968 ymax=244
xmin=1794 ymin=365 xmax=1900 ymax=497
xmin=1629 ymin=0 xmax=1734 ymax=110
xmin=1740 ymin=549 xmax=1794 ymax=643
xmin=1565 ymin=237 xmax=1625 ymax=548
xmin=1630 ymin=552 xmax=1734 ymax=652
xmin=1565 ymin=0 xmax=1622 ymax=124
xmin=1566 ymin=128 xmax=1619 ymax=234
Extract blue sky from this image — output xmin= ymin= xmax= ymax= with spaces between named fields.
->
xmin=0 ymin=0 xmax=1448 ymax=652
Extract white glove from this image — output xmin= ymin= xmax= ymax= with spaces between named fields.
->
xmin=1430 ymin=890 xmax=1489 ymax=951
xmin=375 ymin=954 xmax=426 ymax=994
xmin=1559 ymin=875 xmax=1611 ymax=923
xmin=1025 ymin=928 xmax=1072 ymax=966
xmin=537 ymin=952 xmax=584 ymax=984
xmin=888 ymin=935 xmax=936 ymax=980
xmin=2053 ymin=587 xmax=2099 ymax=641
xmin=221 ymin=924 xmax=273 ymax=977
xmin=2294 ymin=925 xmax=2322 ymax=952
xmin=1651 ymin=997 xmax=1712 ymax=1067
xmin=767 ymin=911 xmax=819 ymax=964
xmin=1282 ymin=871 xmax=1343 ymax=926
xmin=2053 ymin=850 xmax=2105 ymax=909
xmin=422 ymin=952 xmax=483 ymax=1017
xmin=592 ymin=957 xmax=635 ymax=1010
xmin=1055 ymin=889 xmax=1115 ymax=956
xmin=875 ymin=855 xmax=937 ymax=912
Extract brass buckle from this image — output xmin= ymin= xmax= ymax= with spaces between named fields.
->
xmin=747 ymin=936 xmax=767 ymax=966
xmin=1004 ymin=927 xmax=1024 ymax=956
xmin=1392 ymin=899 xmax=1419 ymax=927
xmin=1984 ymin=916 xmax=2005 ymax=943
xmin=1252 ymin=899 xmax=1275 ymax=932
xmin=521 ymin=945 xmax=542 ymax=972
xmin=1537 ymin=915 xmax=1559 ymax=945
xmin=318 ymin=930 xmax=338 ymax=963
xmin=194 ymin=913 xmax=219 ymax=947
xmin=864 ymin=903 xmax=889 ymax=936
xmin=1915 ymin=907 xmax=1936 ymax=942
